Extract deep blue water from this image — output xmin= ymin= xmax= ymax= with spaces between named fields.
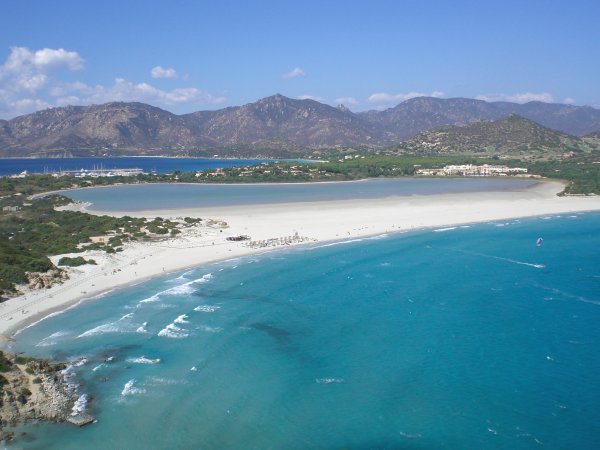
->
xmin=7 ymin=213 xmax=600 ymax=449
xmin=62 ymin=178 xmax=537 ymax=211
xmin=0 ymin=157 xmax=273 ymax=176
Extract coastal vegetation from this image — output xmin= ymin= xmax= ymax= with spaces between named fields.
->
xmin=57 ymin=256 xmax=97 ymax=267
xmin=1 ymin=151 xmax=598 ymax=296
xmin=392 ymin=114 xmax=599 ymax=157
xmin=0 ymin=193 xmax=203 ymax=296
xmin=526 ymin=152 xmax=600 ymax=195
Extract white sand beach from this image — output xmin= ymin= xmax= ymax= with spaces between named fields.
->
xmin=1 ymin=180 xmax=598 ymax=338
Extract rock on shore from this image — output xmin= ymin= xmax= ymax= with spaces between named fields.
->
xmin=0 ymin=352 xmax=89 ymax=443
xmin=26 ymin=269 xmax=69 ymax=290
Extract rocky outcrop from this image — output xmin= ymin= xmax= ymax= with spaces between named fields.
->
xmin=26 ymin=269 xmax=69 ymax=290
xmin=0 ymin=352 xmax=90 ymax=443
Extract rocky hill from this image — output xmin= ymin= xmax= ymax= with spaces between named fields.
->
xmin=0 ymin=103 xmax=215 ymax=157
xmin=182 ymin=94 xmax=393 ymax=148
xmin=0 ymin=95 xmax=392 ymax=157
xmin=393 ymin=114 xmax=599 ymax=157
xmin=584 ymin=130 xmax=600 ymax=139
xmin=359 ymin=97 xmax=600 ymax=139
xmin=1 ymin=95 xmax=600 ymax=157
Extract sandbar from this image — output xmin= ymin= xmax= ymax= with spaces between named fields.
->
xmin=0 ymin=179 xmax=598 ymax=338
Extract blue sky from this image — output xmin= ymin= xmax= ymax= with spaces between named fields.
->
xmin=1 ymin=0 xmax=599 ymax=118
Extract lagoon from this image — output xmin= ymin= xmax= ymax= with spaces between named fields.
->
xmin=64 ymin=178 xmax=538 ymax=212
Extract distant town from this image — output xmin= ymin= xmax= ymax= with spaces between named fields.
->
xmin=415 ymin=164 xmax=528 ymax=177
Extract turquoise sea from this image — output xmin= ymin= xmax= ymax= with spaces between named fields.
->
xmin=7 ymin=212 xmax=600 ymax=449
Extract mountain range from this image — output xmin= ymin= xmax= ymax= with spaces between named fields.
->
xmin=1 ymin=94 xmax=599 ymax=157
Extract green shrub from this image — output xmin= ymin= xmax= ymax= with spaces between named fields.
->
xmin=14 ymin=356 xmax=29 ymax=365
xmin=108 ymin=237 xmax=123 ymax=247
xmin=0 ymin=352 xmax=13 ymax=372
xmin=57 ymin=256 xmax=88 ymax=267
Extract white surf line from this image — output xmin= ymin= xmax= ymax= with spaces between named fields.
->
xmin=455 ymin=249 xmax=546 ymax=269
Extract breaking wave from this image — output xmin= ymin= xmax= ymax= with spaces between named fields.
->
xmin=121 ymin=379 xmax=145 ymax=396
xmin=138 ymin=294 xmax=160 ymax=304
xmin=36 ymin=330 xmax=70 ymax=347
xmin=78 ymin=322 xmax=135 ymax=338
xmin=316 ymin=378 xmax=345 ymax=384
xmin=433 ymin=226 xmax=457 ymax=232
xmin=71 ymin=394 xmax=88 ymax=416
xmin=127 ymin=356 xmax=161 ymax=365
xmin=137 ymin=273 xmax=213 ymax=306
xmin=174 ymin=314 xmax=189 ymax=324
xmin=157 ymin=322 xmax=189 ymax=339
xmin=194 ymin=305 xmax=220 ymax=312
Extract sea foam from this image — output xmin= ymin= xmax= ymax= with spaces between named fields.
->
xmin=78 ymin=322 xmax=134 ymax=338
xmin=71 ymin=394 xmax=88 ymax=416
xmin=194 ymin=305 xmax=220 ymax=312
xmin=137 ymin=273 xmax=213 ymax=307
xmin=433 ymin=226 xmax=457 ymax=232
xmin=174 ymin=314 xmax=190 ymax=324
xmin=127 ymin=356 xmax=161 ymax=365
xmin=36 ymin=330 xmax=70 ymax=347
xmin=157 ymin=322 xmax=189 ymax=339
xmin=121 ymin=379 xmax=146 ymax=396
xmin=316 ymin=378 xmax=345 ymax=384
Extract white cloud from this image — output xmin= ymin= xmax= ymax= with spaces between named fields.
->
xmin=0 ymin=46 xmax=84 ymax=95
xmin=335 ymin=96 xmax=359 ymax=106
xmin=297 ymin=94 xmax=325 ymax=102
xmin=2 ymin=46 xmax=84 ymax=72
xmin=368 ymin=90 xmax=444 ymax=105
xmin=563 ymin=97 xmax=576 ymax=105
xmin=0 ymin=46 xmax=225 ymax=119
xmin=475 ymin=92 xmax=554 ymax=103
xmin=30 ymin=48 xmax=84 ymax=70
xmin=282 ymin=67 xmax=306 ymax=79
xmin=0 ymin=92 xmax=52 ymax=119
xmin=55 ymin=95 xmax=81 ymax=106
xmin=67 ymin=78 xmax=226 ymax=106
xmin=0 ymin=46 xmax=85 ymax=117
xmin=151 ymin=66 xmax=178 ymax=79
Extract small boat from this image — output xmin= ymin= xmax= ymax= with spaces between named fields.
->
xmin=536 ymin=237 xmax=543 ymax=247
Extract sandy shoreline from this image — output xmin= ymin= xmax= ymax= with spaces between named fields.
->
xmin=1 ymin=179 xmax=599 ymax=339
